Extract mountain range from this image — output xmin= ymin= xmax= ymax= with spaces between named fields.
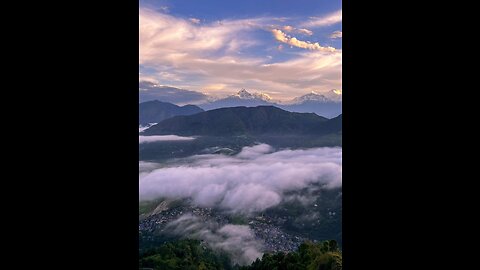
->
xmin=139 ymin=82 xmax=342 ymax=118
xmin=139 ymin=100 xmax=204 ymax=125
xmin=200 ymin=89 xmax=341 ymax=118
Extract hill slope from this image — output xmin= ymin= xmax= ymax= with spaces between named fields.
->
xmin=139 ymin=100 xmax=204 ymax=125
xmin=142 ymin=106 xmax=340 ymax=136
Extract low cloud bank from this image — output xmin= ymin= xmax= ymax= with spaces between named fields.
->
xmin=139 ymin=135 xmax=196 ymax=143
xmin=139 ymin=144 xmax=342 ymax=214
xmin=166 ymin=214 xmax=263 ymax=265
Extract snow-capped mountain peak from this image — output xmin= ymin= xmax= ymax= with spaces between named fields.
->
xmin=235 ymin=89 xmax=254 ymax=99
xmin=290 ymin=92 xmax=329 ymax=104
xmin=287 ymin=89 xmax=342 ymax=104
xmin=323 ymin=89 xmax=342 ymax=102
xmin=232 ymin=89 xmax=272 ymax=101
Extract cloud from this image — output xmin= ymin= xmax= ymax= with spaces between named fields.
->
xmin=271 ymin=29 xmax=336 ymax=52
xmin=139 ymin=161 xmax=160 ymax=174
xmin=139 ymin=81 xmax=208 ymax=104
xmin=140 ymin=8 xmax=263 ymax=66
xmin=282 ymin=25 xmax=313 ymax=36
xmin=139 ymin=135 xmax=196 ymax=143
xmin=236 ymin=143 xmax=273 ymax=158
xmin=166 ymin=214 xmax=263 ymax=265
xmin=189 ymin=18 xmax=201 ymax=24
xmin=139 ymin=8 xmax=342 ymax=100
xmin=158 ymin=6 xmax=169 ymax=13
xmin=139 ymin=144 xmax=342 ymax=214
xmin=330 ymin=30 xmax=342 ymax=39
xmin=283 ymin=25 xmax=294 ymax=32
xmin=139 ymin=123 xmax=157 ymax=132
xmin=302 ymin=10 xmax=342 ymax=28
xmin=298 ymin=28 xmax=314 ymax=36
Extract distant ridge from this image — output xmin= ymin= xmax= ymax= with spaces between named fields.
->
xmin=139 ymin=84 xmax=342 ymax=118
xmin=139 ymin=100 xmax=204 ymax=125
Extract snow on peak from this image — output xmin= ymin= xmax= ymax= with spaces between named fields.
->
xmin=290 ymin=92 xmax=330 ymax=104
xmin=323 ymin=89 xmax=342 ymax=102
xmin=288 ymin=89 xmax=342 ymax=104
xmin=232 ymin=89 xmax=272 ymax=101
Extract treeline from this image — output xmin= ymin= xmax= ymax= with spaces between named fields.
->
xmin=240 ymin=240 xmax=342 ymax=270
xmin=139 ymin=239 xmax=231 ymax=270
xmin=139 ymin=239 xmax=342 ymax=270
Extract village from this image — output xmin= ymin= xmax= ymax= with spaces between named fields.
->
xmin=139 ymin=204 xmax=307 ymax=253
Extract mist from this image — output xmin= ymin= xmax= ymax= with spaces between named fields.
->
xmin=139 ymin=135 xmax=196 ymax=143
xmin=139 ymin=144 xmax=342 ymax=214
xmin=166 ymin=214 xmax=264 ymax=265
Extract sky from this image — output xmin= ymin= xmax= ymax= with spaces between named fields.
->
xmin=139 ymin=0 xmax=342 ymax=101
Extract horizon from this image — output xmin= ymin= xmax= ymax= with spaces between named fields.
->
xmin=139 ymin=81 xmax=342 ymax=103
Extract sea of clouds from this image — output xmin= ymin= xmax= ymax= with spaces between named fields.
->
xmin=139 ymin=144 xmax=342 ymax=214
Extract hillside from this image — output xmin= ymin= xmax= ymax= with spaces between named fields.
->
xmin=142 ymin=106 xmax=338 ymax=136
xmin=139 ymin=239 xmax=342 ymax=270
xmin=139 ymin=100 xmax=204 ymax=125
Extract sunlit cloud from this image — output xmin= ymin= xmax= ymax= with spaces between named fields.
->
xmin=271 ymin=29 xmax=336 ymax=52
xmin=283 ymin=25 xmax=294 ymax=32
xmin=330 ymin=30 xmax=342 ymax=39
xmin=298 ymin=28 xmax=314 ymax=36
xmin=302 ymin=10 xmax=342 ymax=28
xmin=139 ymin=8 xmax=342 ymax=99
xmin=189 ymin=18 xmax=201 ymax=24
xmin=204 ymin=83 xmax=228 ymax=91
xmin=282 ymin=25 xmax=313 ymax=36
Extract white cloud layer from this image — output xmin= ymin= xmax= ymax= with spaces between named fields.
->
xmin=139 ymin=135 xmax=195 ymax=143
xmin=139 ymin=144 xmax=342 ymax=214
xmin=139 ymin=123 xmax=157 ymax=132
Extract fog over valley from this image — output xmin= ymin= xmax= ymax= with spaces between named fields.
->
xmin=139 ymin=143 xmax=342 ymax=264
xmin=139 ymin=144 xmax=341 ymax=214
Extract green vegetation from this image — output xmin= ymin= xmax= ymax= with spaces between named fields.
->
xmin=141 ymin=106 xmax=338 ymax=137
xmin=266 ymin=188 xmax=342 ymax=246
xmin=139 ymin=135 xmax=255 ymax=161
xmin=139 ymin=133 xmax=340 ymax=162
xmin=228 ymin=215 xmax=249 ymax=225
xmin=139 ymin=239 xmax=232 ymax=270
xmin=139 ymin=100 xmax=204 ymax=125
xmin=240 ymin=240 xmax=342 ymax=270
xmin=139 ymin=199 xmax=163 ymax=215
xmin=139 ymin=107 xmax=341 ymax=161
xmin=139 ymin=239 xmax=342 ymax=270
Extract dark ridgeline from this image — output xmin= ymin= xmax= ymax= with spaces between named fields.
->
xmin=139 ymin=100 xmax=204 ymax=125
xmin=280 ymin=101 xmax=341 ymax=119
xmin=142 ymin=106 xmax=341 ymax=137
